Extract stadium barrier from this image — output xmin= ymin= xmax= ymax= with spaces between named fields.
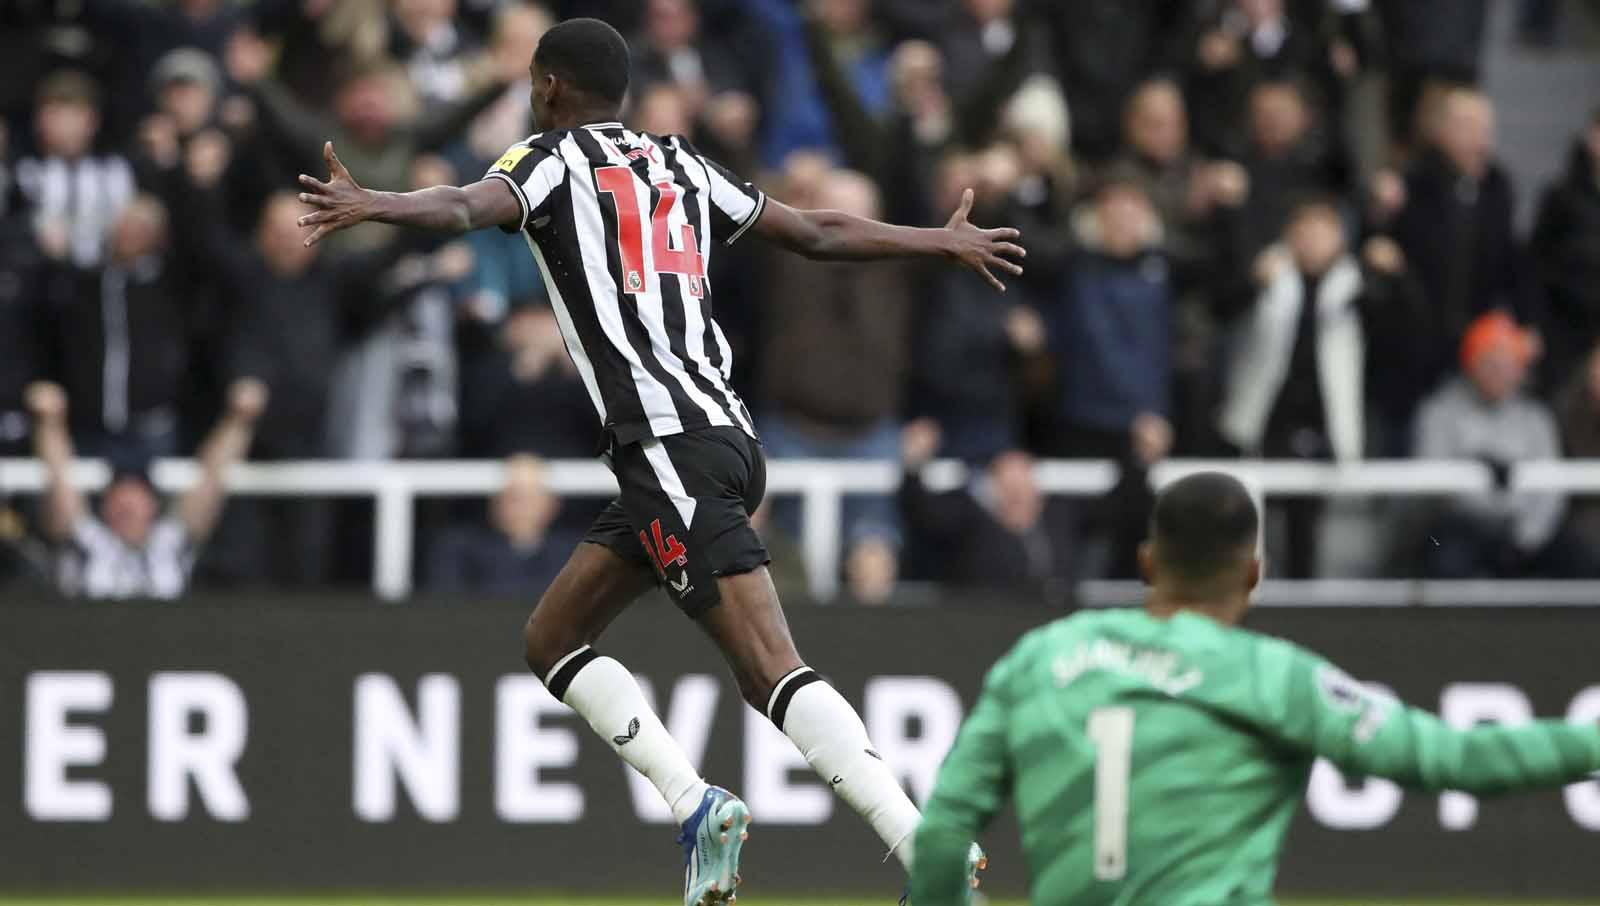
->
xmin=4 ymin=598 xmax=1597 ymax=897
xmin=2 ymin=456 xmax=1598 ymax=600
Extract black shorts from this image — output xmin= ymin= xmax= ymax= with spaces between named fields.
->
xmin=584 ymin=426 xmax=769 ymax=617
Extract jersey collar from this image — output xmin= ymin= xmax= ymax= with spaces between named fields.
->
xmin=581 ymin=121 xmax=624 ymax=130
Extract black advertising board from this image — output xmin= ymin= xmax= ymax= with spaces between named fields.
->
xmin=2 ymin=598 xmax=1596 ymax=897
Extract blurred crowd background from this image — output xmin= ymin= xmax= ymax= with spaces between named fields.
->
xmin=1 ymin=0 xmax=1599 ymax=604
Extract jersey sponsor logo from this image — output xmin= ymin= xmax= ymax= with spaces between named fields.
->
xmin=493 ymin=145 xmax=533 ymax=173
xmin=622 ymin=144 xmax=661 ymax=164
xmin=612 ymin=716 xmax=641 ymax=747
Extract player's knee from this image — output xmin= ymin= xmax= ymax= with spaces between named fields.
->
xmin=522 ymin=613 xmax=579 ymax=678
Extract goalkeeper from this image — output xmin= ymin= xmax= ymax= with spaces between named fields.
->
xmin=911 ymin=471 xmax=1600 ymax=906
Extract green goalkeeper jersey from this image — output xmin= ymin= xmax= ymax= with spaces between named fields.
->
xmin=910 ymin=607 xmax=1600 ymax=906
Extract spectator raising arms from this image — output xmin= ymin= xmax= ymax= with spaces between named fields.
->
xmin=1219 ymin=199 xmax=1425 ymax=576
xmin=25 ymin=378 xmax=266 ymax=600
xmin=226 ymin=27 xmax=512 ymax=251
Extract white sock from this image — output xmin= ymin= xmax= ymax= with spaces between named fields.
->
xmin=768 ymin=667 xmax=922 ymax=869
xmin=546 ymin=646 xmax=709 ymax=824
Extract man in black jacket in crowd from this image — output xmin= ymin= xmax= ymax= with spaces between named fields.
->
xmin=1373 ymin=87 xmax=1541 ymax=414
xmin=1532 ymin=108 xmax=1600 ymax=387
xmin=42 ymin=194 xmax=189 ymax=460
xmin=0 ymin=219 xmax=45 ymax=457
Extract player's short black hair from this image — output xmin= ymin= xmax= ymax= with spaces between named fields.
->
xmin=534 ymin=17 xmax=630 ymax=104
xmin=1150 ymin=472 xmax=1259 ymax=580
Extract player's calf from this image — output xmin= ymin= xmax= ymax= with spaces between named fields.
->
xmin=765 ymin=665 xmax=924 ymax=868
xmin=523 ymin=544 xmax=711 ymax=825
xmin=699 ymin=572 xmax=925 ymax=870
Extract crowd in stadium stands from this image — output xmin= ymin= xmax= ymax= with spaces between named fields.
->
xmin=1 ymin=0 xmax=1599 ymax=601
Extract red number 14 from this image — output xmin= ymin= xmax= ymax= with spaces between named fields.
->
xmin=596 ymin=166 xmax=705 ymax=297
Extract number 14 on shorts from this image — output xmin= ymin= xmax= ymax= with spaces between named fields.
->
xmin=639 ymin=518 xmax=689 ymax=573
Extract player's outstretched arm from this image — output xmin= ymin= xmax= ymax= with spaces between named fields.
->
xmin=752 ymin=188 xmax=1026 ymax=291
xmin=1326 ymin=698 xmax=1600 ymax=795
xmin=296 ymin=142 xmax=521 ymax=246
xmin=1266 ymin=648 xmax=1600 ymax=795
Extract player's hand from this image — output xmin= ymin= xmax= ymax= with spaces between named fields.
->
xmin=943 ymin=188 xmax=1025 ymax=292
xmin=297 ymin=142 xmax=375 ymax=247
xmin=25 ymin=382 xmax=68 ymax=424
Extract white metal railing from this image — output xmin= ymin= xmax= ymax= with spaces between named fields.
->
xmin=1 ymin=457 xmax=1592 ymax=600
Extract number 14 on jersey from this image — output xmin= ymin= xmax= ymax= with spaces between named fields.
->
xmin=596 ymin=165 xmax=706 ymax=298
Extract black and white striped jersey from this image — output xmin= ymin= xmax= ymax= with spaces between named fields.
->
xmin=483 ymin=122 xmax=764 ymax=446
xmin=59 ymin=515 xmax=194 ymax=599
xmin=9 ymin=154 xmax=135 ymax=268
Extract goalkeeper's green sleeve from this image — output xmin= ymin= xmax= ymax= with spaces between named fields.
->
xmin=1250 ymin=638 xmax=1600 ymax=793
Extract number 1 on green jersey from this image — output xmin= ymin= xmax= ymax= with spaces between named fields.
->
xmin=1087 ymin=706 xmax=1135 ymax=881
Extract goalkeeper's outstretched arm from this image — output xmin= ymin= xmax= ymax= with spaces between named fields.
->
xmin=1260 ymin=643 xmax=1600 ymax=793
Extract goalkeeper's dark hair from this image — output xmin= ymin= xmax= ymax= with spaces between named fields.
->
xmin=534 ymin=17 xmax=630 ymax=104
xmin=1150 ymin=472 xmax=1259 ymax=580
